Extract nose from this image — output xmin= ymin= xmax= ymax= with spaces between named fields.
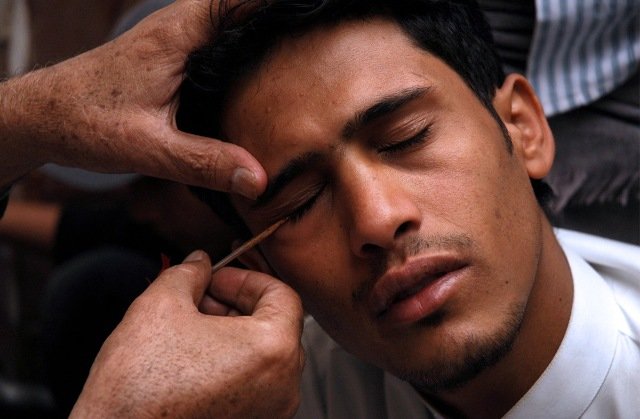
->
xmin=339 ymin=159 xmax=422 ymax=258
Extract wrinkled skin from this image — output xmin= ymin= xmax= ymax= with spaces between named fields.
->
xmin=0 ymin=0 xmax=266 ymax=199
xmin=1 ymin=1 xmax=308 ymax=417
xmin=71 ymin=252 xmax=304 ymax=419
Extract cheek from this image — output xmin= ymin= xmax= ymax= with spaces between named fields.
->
xmin=263 ymin=224 xmax=379 ymax=350
xmin=416 ymin=125 xmax=541 ymax=276
xmin=435 ymin=128 xmax=523 ymax=228
xmin=453 ymin=145 xmax=543 ymax=299
xmin=264 ymin=226 xmax=351 ymax=308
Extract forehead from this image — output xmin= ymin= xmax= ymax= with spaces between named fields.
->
xmin=221 ymin=18 xmax=463 ymax=167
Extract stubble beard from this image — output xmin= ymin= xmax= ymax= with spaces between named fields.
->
xmin=397 ymin=301 xmax=526 ymax=394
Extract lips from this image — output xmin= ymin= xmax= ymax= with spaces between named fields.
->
xmin=369 ymin=255 xmax=468 ymax=325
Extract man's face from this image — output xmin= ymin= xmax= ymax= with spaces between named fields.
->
xmin=222 ymin=19 xmax=545 ymax=390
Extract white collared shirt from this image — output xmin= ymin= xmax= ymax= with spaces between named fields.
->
xmin=296 ymin=230 xmax=640 ymax=418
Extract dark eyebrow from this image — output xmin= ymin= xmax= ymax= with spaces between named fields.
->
xmin=253 ymin=85 xmax=432 ymax=209
xmin=252 ymin=151 xmax=324 ymax=209
xmin=342 ymin=86 xmax=432 ymax=139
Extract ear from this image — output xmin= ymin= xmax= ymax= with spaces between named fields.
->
xmin=492 ymin=73 xmax=555 ymax=179
xmin=234 ymin=239 xmax=275 ymax=275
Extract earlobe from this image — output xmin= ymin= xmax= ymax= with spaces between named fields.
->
xmin=493 ymin=74 xmax=555 ymax=180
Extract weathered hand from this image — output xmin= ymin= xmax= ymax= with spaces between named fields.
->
xmin=71 ymin=250 xmax=304 ymax=419
xmin=0 ymin=0 xmax=266 ymax=198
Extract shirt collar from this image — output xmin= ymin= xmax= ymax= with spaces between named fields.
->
xmin=504 ymin=243 xmax=619 ymax=418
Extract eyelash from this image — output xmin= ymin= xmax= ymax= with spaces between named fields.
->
xmin=378 ymin=124 xmax=433 ymax=154
xmin=287 ymin=184 xmax=326 ymax=224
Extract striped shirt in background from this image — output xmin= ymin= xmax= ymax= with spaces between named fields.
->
xmin=480 ymin=0 xmax=640 ymax=116
xmin=531 ymin=0 xmax=639 ymax=116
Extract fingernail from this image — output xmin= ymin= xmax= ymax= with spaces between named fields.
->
xmin=231 ymin=167 xmax=259 ymax=200
xmin=184 ymin=250 xmax=205 ymax=262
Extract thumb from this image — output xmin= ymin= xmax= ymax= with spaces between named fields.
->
xmin=156 ymin=131 xmax=267 ymax=199
xmin=149 ymin=250 xmax=213 ymax=306
xmin=210 ymin=267 xmax=304 ymax=326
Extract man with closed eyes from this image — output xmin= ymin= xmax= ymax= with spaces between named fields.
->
xmin=178 ymin=0 xmax=640 ymax=417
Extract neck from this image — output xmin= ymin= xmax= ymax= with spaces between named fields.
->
xmin=419 ymin=221 xmax=574 ymax=419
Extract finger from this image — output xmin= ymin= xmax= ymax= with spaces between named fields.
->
xmin=133 ymin=0 xmax=214 ymax=54
xmin=150 ymin=250 xmax=212 ymax=305
xmin=172 ymin=0 xmax=265 ymax=46
xmin=210 ymin=267 xmax=304 ymax=328
xmin=299 ymin=343 xmax=306 ymax=370
xmin=227 ymin=308 xmax=242 ymax=317
xmin=149 ymin=0 xmax=266 ymax=56
xmin=200 ymin=293 xmax=245 ymax=317
xmin=199 ymin=293 xmax=233 ymax=316
xmin=154 ymin=130 xmax=267 ymax=199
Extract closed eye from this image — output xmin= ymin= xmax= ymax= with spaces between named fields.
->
xmin=286 ymin=184 xmax=326 ymax=224
xmin=378 ymin=124 xmax=432 ymax=154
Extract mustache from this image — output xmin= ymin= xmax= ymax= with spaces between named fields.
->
xmin=351 ymin=233 xmax=474 ymax=305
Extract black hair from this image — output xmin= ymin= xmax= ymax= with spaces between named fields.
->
xmin=177 ymin=0 xmax=552 ymax=227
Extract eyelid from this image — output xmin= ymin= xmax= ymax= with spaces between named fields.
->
xmin=254 ymin=181 xmax=326 ymax=226
xmin=378 ymin=122 xmax=433 ymax=153
xmin=286 ymin=183 xmax=327 ymax=224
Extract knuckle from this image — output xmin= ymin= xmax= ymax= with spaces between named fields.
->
xmin=169 ymin=262 xmax=202 ymax=278
xmin=203 ymin=151 xmax=224 ymax=188
xmin=180 ymin=145 xmax=225 ymax=188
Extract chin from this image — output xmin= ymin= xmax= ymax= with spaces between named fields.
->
xmin=388 ymin=301 xmax=526 ymax=393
